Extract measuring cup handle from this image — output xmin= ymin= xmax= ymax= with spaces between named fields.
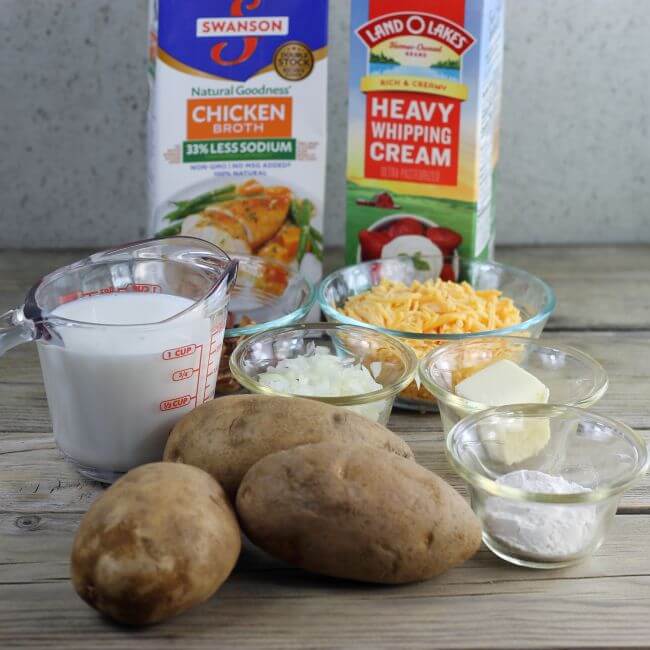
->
xmin=0 ymin=308 xmax=35 ymax=356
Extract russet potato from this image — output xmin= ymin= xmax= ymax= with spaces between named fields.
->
xmin=164 ymin=394 xmax=414 ymax=499
xmin=71 ymin=463 xmax=240 ymax=625
xmin=237 ymin=442 xmax=481 ymax=584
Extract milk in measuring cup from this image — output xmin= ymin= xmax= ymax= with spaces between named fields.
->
xmin=38 ymin=292 xmax=224 ymax=474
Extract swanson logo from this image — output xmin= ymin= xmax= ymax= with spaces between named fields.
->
xmin=356 ymin=12 xmax=475 ymax=56
xmin=197 ymin=0 xmax=289 ymax=67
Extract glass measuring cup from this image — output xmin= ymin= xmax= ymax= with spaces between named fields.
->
xmin=0 ymin=237 xmax=238 ymax=483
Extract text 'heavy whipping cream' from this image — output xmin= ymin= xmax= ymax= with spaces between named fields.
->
xmin=38 ymin=293 xmax=223 ymax=473
xmin=346 ymin=0 xmax=504 ymax=264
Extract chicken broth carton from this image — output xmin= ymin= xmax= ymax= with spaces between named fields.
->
xmin=346 ymin=0 xmax=504 ymax=266
xmin=148 ymin=0 xmax=328 ymax=286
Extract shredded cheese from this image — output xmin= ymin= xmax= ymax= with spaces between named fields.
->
xmin=340 ymin=278 xmax=522 ymax=399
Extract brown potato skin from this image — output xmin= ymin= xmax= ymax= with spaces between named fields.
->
xmin=164 ymin=395 xmax=414 ymax=499
xmin=71 ymin=463 xmax=241 ymax=625
xmin=236 ymin=443 xmax=481 ymax=584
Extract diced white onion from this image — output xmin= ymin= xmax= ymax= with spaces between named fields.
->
xmin=257 ymin=350 xmax=387 ymax=422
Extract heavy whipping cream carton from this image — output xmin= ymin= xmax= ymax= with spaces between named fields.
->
xmin=148 ymin=0 xmax=328 ymax=285
xmin=346 ymin=0 xmax=504 ymax=265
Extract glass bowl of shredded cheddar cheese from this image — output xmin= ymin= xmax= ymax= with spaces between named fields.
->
xmin=317 ymin=256 xmax=555 ymax=410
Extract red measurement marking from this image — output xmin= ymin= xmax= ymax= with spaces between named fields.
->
xmin=57 ymin=284 xmax=162 ymax=305
xmin=172 ymin=368 xmax=195 ymax=382
xmin=162 ymin=344 xmax=197 ymax=360
xmin=194 ymin=339 xmax=204 ymax=403
xmin=129 ymin=283 xmax=162 ymax=293
xmin=160 ymin=395 xmax=192 ymax=411
xmin=58 ymin=291 xmax=79 ymax=305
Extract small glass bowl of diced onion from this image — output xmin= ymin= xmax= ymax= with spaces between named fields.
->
xmin=229 ymin=323 xmax=418 ymax=424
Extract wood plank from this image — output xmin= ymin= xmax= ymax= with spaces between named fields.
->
xmin=0 ymin=250 xmax=87 ymax=308
xmin=2 ymin=333 xmax=650 ymax=432
xmin=1 ymin=333 xmax=649 ymax=513
xmin=2 ymin=246 xmax=650 ymax=333
xmin=2 ymin=565 xmax=650 ymax=648
xmin=3 ymin=513 xmax=650 ymax=586
xmin=0 ymin=384 xmax=50 ymax=433
xmin=324 ymin=245 xmax=650 ymax=331
xmin=0 ymin=446 xmax=100 ymax=513
xmin=500 ymin=245 xmax=650 ymax=331
xmin=533 ymin=332 xmax=650 ymax=429
xmin=0 ymin=246 xmax=649 ymax=649
xmin=390 ymin=330 xmax=650 ymax=432
xmin=1 ymin=429 xmax=649 ymax=514
xmin=2 ymin=515 xmax=650 ymax=649
xmin=0 ymin=345 xmax=41 ymax=385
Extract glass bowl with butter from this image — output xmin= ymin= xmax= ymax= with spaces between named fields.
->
xmin=447 ymin=405 xmax=648 ymax=568
xmin=418 ymin=336 xmax=609 ymax=440
xmin=230 ymin=323 xmax=417 ymax=424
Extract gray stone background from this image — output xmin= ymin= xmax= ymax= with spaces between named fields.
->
xmin=1 ymin=0 xmax=649 ymax=249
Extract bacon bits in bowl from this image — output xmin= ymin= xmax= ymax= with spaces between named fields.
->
xmin=217 ymin=255 xmax=315 ymax=394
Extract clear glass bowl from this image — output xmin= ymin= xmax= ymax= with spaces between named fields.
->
xmin=229 ymin=323 xmax=417 ymax=424
xmin=447 ymin=405 xmax=648 ymax=568
xmin=225 ymin=254 xmax=315 ymax=337
xmin=217 ymin=255 xmax=315 ymax=394
xmin=419 ymin=336 xmax=609 ymax=434
xmin=317 ymin=256 xmax=556 ymax=410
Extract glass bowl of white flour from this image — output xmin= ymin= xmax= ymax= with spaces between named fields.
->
xmin=446 ymin=405 xmax=649 ymax=569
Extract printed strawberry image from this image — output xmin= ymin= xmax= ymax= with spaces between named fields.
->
xmin=424 ymin=226 xmax=462 ymax=256
xmin=359 ymin=217 xmax=463 ymax=268
xmin=439 ymin=262 xmax=457 ymax=282
xmin=356 ymin=192 xmax=401 ymax=209
xmin=359 ymin=229 xmax=392 ymax=261
xmin=386 ymin=218 xmax=424 ymax=239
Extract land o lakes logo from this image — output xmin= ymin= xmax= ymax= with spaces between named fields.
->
xmin=196 ymin=0 xmax=290 ymax=67
xmin=356 ymin=12 xmax=475 ymax=55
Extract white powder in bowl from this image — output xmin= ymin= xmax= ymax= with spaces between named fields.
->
xmin=484 ymin=470 xmax=598 ymax=561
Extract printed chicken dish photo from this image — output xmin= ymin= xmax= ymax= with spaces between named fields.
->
xmin=156 ymin=178 xmax=323 ymax=289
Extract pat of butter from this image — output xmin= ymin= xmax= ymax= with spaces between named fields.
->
xmin=456 ymin=360 xmax=550 ymax=405
xmin=456 ymin=360 xmax=551 ymax=465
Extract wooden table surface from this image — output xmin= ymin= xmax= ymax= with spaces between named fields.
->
xmin=1 ymin=246 xmax=649 ymax=649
